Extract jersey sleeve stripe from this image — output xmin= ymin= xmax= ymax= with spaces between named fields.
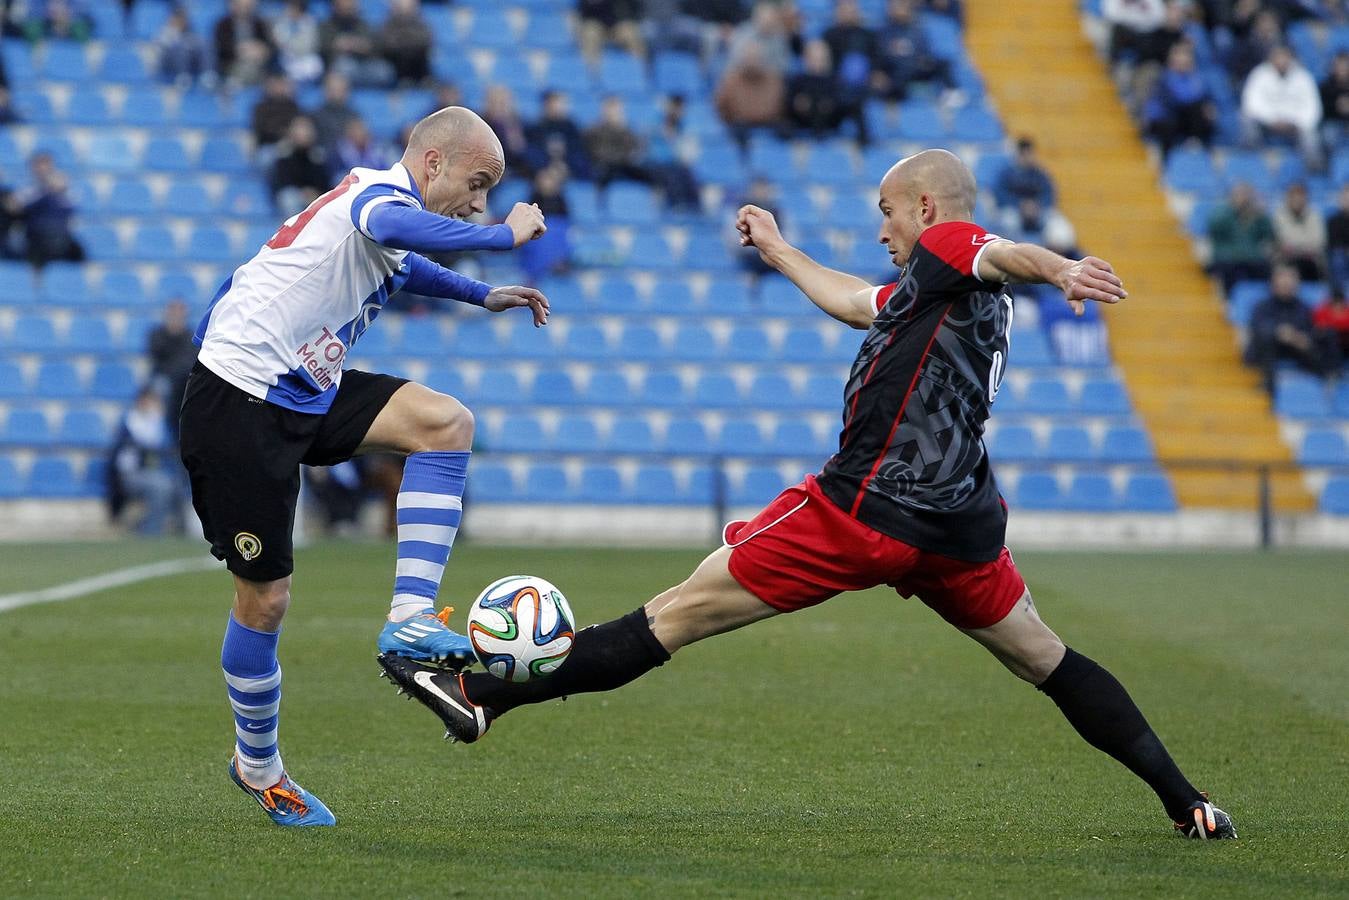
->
xmin=970 ymin=238 xmax=1010 ymax=283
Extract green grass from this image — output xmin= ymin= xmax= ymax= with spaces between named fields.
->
xmin=0 ymin=543 xmax=1346 ymax=898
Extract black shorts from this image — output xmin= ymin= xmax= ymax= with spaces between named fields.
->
xmin=179 ymin=362 xmax=407 ymax=582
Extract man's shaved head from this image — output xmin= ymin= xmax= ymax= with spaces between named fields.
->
xmin=401 ymin=106 xmax=506 ymax=219
xmin=875 ymin=148 xmax=979 ymax=267
xmin=880 ymin=149 xmax=977 ymax=218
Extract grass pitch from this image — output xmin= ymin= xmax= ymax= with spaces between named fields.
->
xmin=0 ymin=542 xmax=1345 ymax=899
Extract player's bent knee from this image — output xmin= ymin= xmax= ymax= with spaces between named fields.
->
xmin=409 ymin=392 xmax=474 ymax=452
xmin=233 ymin=575 xmax=292 ymax=631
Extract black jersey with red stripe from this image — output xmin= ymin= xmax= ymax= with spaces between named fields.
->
xmin=816 ymin=220 xmax=1014 ymax=562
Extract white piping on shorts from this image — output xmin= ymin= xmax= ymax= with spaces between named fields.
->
xmin=722 ymin=497 xmax=809 ymax=548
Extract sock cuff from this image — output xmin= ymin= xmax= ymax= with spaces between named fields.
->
xmin=403 ymin=451 xmax=471 ymax=496
xmin=1036 ymin=646 xmax=1095 ymax=696
xmin=621 ymin=606 xmax=671 ymax=665
xmin=223 ymin=614 xmax=281 ymax=677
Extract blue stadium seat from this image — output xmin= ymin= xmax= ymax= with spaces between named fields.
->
xmin=40 ymin=42 xmax=90 ymax=80
xmin=553 ymin=415 xmax=599 ymax=452
xmin=691 ymin=139 xmax=746 ymax=185
xmin=1013 ymin=328 xmax=1054 ymax=366
xmin=423 ymin=368 xmax=467 ymax=397
xmin=2 ymin=408 xmax=51 ymax=446
xmin=1321 ymin=476 xmax=1349 ymax=515
xmin=123 ymin=88 xmax=168 ymax=128
xmin=26 ymin=457 xmax=82 ymax=497
xmin=664 ymin=416 xmax=711 ymax=453
xmin=32 ymin=135 xmax=77 ymax=170
xmin=692 ymin=372 xmax=741 ymax=408
xmin=748 ymin=136 xmax=794 ymax=174
xmin=747 ymin=372 xmax=797 ymax=408
xmin=803 ymin=143 xmax=857 ymax=184
xmin=90 ymin=361 xmax=138 ymax=399
xmin=1014 ymin=472 xmax=1061 ymax=509
xmin=105 ymin=178 xmax=156 ymax=215
xmin=86 ymin=133 xmax=138 ymax=172
xmin=632 ymin=464 xmax=679 ymax=504
xmin=987 ymin=425 xmax=1039 ymax=461
xmin=523 ymin=11 xmax=572 ymax=49
xmin=577 ymin=464 xmax=626 ymax=502
xmin=618 ymin=324 xmax=668 ymax=361
xmin=1079 ymin=378 xmax=1131 ymax=415
xmin=467 ymin=7 xmax=518 ymax=49
xmin=1164 ymin=148 xmax=1221 ymax=194
xmin=99 ymin=46 xmax=150 ymax=83
xmin=684 ymin=232 xmax=737 ymax=275
xmin=1300 ymin=430 xmax=1348 ymax=465
xmin=57 ymin=408 xmax=108 ymax=448
xmin=1062 ymin=473 xmax=1118 ymax=512
xmin=896 ymin=99 xmax=946 ymax=142
xmin=1122 ymin=472 xmax=1178 ymax=512
xmin=533 ymin=371 xmax=580 ymax=406
xmin=470 ymin=462 xmax=517 ymax=502
xmin=1221 ymin=151 xmax=1274 ymax=194
xmin=0 ymin=360 xmax=27 ymax=398
xmin=781 ymin=326 xmax=832 ymax=363
xmin=598 ymin=51 xmax=649 ymax=94
xmin=10 ymin=315 xmax=59 ymax=352
xmin=718 ymin=420 xmax=765 ymax=456
xmin=802 ymin=373 xmax=840 ymax=409
xmin=653 ymin=52 xmax=703 ymax=95
xmin=39 ymin=262 xmax=90 ymax=305
xmin=144 ymin=136 xmax=193 ymax=172
xmin=34 ymin=361 xmax=84 ymax=398
xmin=188 ymin=226 xmax=236 ymax=263
xmin=673 ymin=324 xmax=721 ymax=361
xmin=96 ymin=269 xmax=146 ymax=309
xmin=200 ymin=138 xmax=249 ymax=173
xmin=0 ymin=262 xmax=39 ymax=304
xmin=1274 ymin=376 xmax=1330 ymax=418
xmin=585 ymin=367 xmax=631 ymax=407
xmin=948 ymin=106 xmax=1002 ymax=143
xmin=628 ymin=231 xmax=677 ymax=267
xmin=608 ymin=417 xmax=655 ymax=453
xmin=1021 ymin=378 xmax=1072 ymax=413
xmin=730 ymin=466 xmax=787 ymax=506
xmin=66 ymin=89 xmax=111 ymax=125
xmin=769 ymin=420 xmax=823 ymax=457
xmin=637 ymin=369 xmax=685 ymax=407
xmin=131 ymin=225 xmax=181 ymax=262
xmin=471 ymin=369 xmax=524 ymax=406
xmin=1046 ymin=425 xmax=1095 ymax=462
xmin=523 ymin=464 xmax=571 ymax=502
xmin=493 ymin=413 xmax=546 ymax=452
xmin=0 ymin=455 xmax=19 ymax=498
xmin=540 ymin=54 xmax=594 ymax=91
xmin=1101 ymin=425 xmax=1155 ymax=463
xmin=164 ymin=180 xmax=215 ymax=216
xmin=606 ymin=182 xmax=658 ymax=224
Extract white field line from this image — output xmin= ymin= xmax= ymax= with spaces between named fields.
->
xmin=0 ymin=556 xmax=222 ymax=613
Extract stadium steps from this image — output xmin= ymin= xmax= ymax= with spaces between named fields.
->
xmin=964 ymin=0 xmax=1314 ymax=512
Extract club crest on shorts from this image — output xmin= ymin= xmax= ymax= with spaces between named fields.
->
xmin=234 ymin=532 xmax=262 ymax=561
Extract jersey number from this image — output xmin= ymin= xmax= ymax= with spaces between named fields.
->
xmin=265 ymin=173 xmax=359 ymax=250
xmin=987 ymin=295 xmax=1014 ymax=402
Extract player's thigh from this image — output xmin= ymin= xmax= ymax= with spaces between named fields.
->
xmin=340 ymin=377 xmax=473 ymax=458
xmin=646 ymin=545 xmax=780 ymax=652
xmin=960 ymin=590 xmax=1066 ymax=685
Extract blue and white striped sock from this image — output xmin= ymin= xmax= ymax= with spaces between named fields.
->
xmin=221 ymin=614 xmax=284 ymax=789
xmin=389 ymin=451 xmax=469 ymax=622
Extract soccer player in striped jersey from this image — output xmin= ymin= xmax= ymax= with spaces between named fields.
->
xmin=383 ymin=149 xmax=1236 ymax=840
xmin=180 ymin=107 xmax=549 ymax=826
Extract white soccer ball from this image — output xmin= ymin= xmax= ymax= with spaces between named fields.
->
xmin=467 ymin=575 xmax=576 ymax=682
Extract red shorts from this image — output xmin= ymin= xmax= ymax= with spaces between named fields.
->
xmin=723 ymin=475 xmax=1026 ymax=630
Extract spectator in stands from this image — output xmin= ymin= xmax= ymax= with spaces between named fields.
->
xmin=272 ymin=0 xmax=323 ymax=84
xmin=1272 ymin=181 xmax=1327 ymax=281
xmin=269 ymin=116 xmax=329 ymax=215
xmin=1312 ymin=287 xmax=1349 ymax=355
xmin=519 ymin=163 xmax=572 ymax=283
xmin=109 ymin=387 xmax=182 ymax=536
xmin=644 ymin=94 xmax=701 ymax=211
xmin=821 ymin=0 xmax=879 ymax=143
xmin=1102 ymin=0 xmax=1168 ymax=68
xmin=577 ymin=0 xmax=647 ymax=66
xmin=1327 ymin=183 xmax=1349 ymax=288
xmin=923 ymin=0 xmax=963 ymax=21
xmin=10 ymin=152 xmax=83 ymax=269
xmin=483 ymin=85 xmax=532 ymax=176
xmin=0 ymin=174 xmax=16 ymax=259
xmin=1144 ymin=41 xmax=1217 ymax=158
xmin=642 ymin=0 xmax=707 ymax=57
xmin=251 ymin=71 xmax=302 ymax=162
xmin=1241 ymin=44 xmax=1323 ymax=167
xmin=0 ymin=84 xmax=18 ymax=125
xmin=1244 ymin=264 xmax=1341 ymax=390
xmin=1224 ymin=7 xmax=1282 ymax=84
xmin=156 ymin=4 xmax=208 ymax=86
xmin=1319 ymin=51 xmax=1349 ymax=149
xmin=526 ymin=90 xmax=593 ymax=180
xmin=310 ymin=71 xmax=358 ymax=152
xmin=786 ymin=40 xmax=848 ymax=139
xmin=1207 ymin=181 xmax=1274 ymax=293
xmin=146 ymin=298 xmax=197 ymax=431
xmin=332 ymin=117 xmax=395 ymax=176
xmin=726 ymin=3 xmax=793 ymax=74
xmin=213 ymin=0 xmax=275 ymax=87
xmin=585 ymin=95 xmax=649 ymax=189
xmin=423 ymin=80 xmax=463 ymax=119
xmin=993 ymin=137 xmax=1056 ymax=212
xmin=21 ymin=0 xmax=93 ymax=42
xmin=304 ymin=462 xmax=366 ymax=535
xmin=715 ymin=43 xmax=786 ymax=148
xmin=320 ymin=0 xmax=394 ymax=87
xmin=378 ymin=0 xmax=432 ymax=85
xmin=878 ymin=0 xmax=955 ymax=100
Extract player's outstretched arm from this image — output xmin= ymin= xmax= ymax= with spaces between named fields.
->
xmin=360 ymin=198 xmax=546 ymax=254
xmin=977 ymin=241 xmax=1128 ymax=316
xmin=401 ymin=253 xmax=550 ymax=326
xmin=735 ymin=205 xmax=878 ymax=329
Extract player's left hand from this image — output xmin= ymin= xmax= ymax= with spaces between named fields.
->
xmin=485 ymin=285 xmax=550 ymax=327
xmin=1058 ymin=256 xmax=1127 ymax=317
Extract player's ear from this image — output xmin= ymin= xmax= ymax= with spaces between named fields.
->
xmin=424 ymin=147 xmax=441 ymax=179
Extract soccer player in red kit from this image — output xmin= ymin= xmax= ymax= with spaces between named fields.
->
xmin=380 ymin=149 xmax=1236 ymax=839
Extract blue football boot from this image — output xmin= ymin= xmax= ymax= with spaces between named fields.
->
xmin=377 ymin=606 xmax=476 ymax=668
xmin=228 ymin=757 xmax=336 ymax=827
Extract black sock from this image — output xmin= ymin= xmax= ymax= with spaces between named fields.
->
xmin=1037 ymin=648 xmax=1202 ymax=820
xmin=463 ymin=607 xmax=671 ymax=716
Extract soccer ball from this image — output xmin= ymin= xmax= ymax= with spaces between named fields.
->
xmin=467 ymin=575 xmax=576 ymax=682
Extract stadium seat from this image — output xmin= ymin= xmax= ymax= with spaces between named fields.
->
xmin=1300 ymin=430 xmax=1348 ymax=465
xmin=1101 ymin=425 xmax=1155 ymax=463
xmin=10 ymin=315 xmax=59 ymax=352
xmin=472 ymin=369 xmax=524 ymax=406
xmin=606 ymin=182 xmax=658 ymax=225
xmin=577 ymin=464 xmax=626 ymax=503
xmin=533 ymin=371 xmax=580 ymax=406
xmin=87 ymin=133 xmax=138 ymax=172
xmin=617 ymin=324 xmax=668 ymax=361
xmin=470 ymin=462 xmax=517 ymax=502
xmin=40 ymin=42 xmax=89 ymax=80
xmin=693 ymin=372 xmax=742 ymax=408
xmin=896 ymin=99 xmax=946 ymax=142
xmin=164 ymin=181 xmax=215 ymax=217
xmin=718 ymin=420 xmax=766 ymax=456
xmin=2 ymin=408 xmax=51 ymax=446
xmin=637 ymin=369 xmax=685 ymax=407
xmin=0 ymin=455 xmax=20 ymax=498
xmin=1321 ymin=476 xmax=1349 ymax=515
xmin=26 ymin=457 xmax=82 ymax=497
xmin=200 ymin=138 xmax=249 ymax=173
xmin=948 ymin=105 xmax=1003 ymax=143
xmin=131 ymin=225 xmax=181 ymax=262
xmin=583 ymin=368 xmax=632 ymax=406
xmin=768 ymin=420 xmax=823 ymax=457
xmin=1079 ymin=379 xmax=1131 ymax=415
xmin=0 ymin=359 xmax=27 ymax=398
xmin=493 ymin=414 xmax=546 ymax=453
xmin=34 ymin=361 xmax=85 ymax=398
xmin=38 ymin=262 xmax=90 ymax=305
xmin=987 ymin=425 xmax=1039 ymax=461
xmin=1013 ymin=472 xmax=1062 ymax=509
xmin=188 ymin=226 xmax=236 ymax=263
xmin=90 ymin=361 xmax=139 ymax=400
xmin=99 ymin=46 xmax=150 ymax=83
xmin=781 ymin=327 xmax=832 ymax=363
xmin=104 ymin=178 xmax=156 ymax=215
xmin=1046 ymin=425 xmax=1096 ymax=462
xmin=1122 ymin=472 xmax=1178 ymax=512
xmin=673 ymin=325 xmax=721 ymax=362
xmin=802 ymin=373 xmax=841 ymax=409
xmin=423 ymin=368 xmax=467 ymax=398
xmin=1021 ymin=379 xmax=1072 ymax=414
xmin=66 ymin=89 xmax=111 ymax=125
xmin=747 ymin=372 xmax=797 ymax=409
xmin=664 ymin=416 xmax=711 ymax=454
xmin=57 ymin=408 xmax=108 ymax=448
xmin=523 ymin=464 xmax=571 ymax=502
xmin=99 ymin=269 xmax=148 ymax=308
xmin=730 ymin=466 xmax=788 ymax=506
xmin=598 ymin=51 xmax=649 ymax=95
xmin=1062 ymin=473 xmax=1118 ymax=511
xmin=523 ymin=10 xmax=572 ymax=49
xmin=632 ymin=464 xmax=679 ymax=504
xmin=653 ymin=52 xmax=703 ymax=95
xmin=1274 ymin=377 xmax=1330 ymax=418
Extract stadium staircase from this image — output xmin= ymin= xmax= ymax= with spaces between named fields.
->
xmin=964 ymin=0 xmax=1314 ymax=511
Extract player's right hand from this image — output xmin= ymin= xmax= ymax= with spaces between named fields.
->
xmin=1058 ymin=255 xmax=1127 ymax=316
xmin=736 ymin=204 xmax=787 ymax=260
xmin=505 ymin=202 xmax=547 ymax=247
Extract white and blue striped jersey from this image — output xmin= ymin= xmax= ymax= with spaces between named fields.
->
xmin=195 ymin=162 xmax=513 ymax=414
